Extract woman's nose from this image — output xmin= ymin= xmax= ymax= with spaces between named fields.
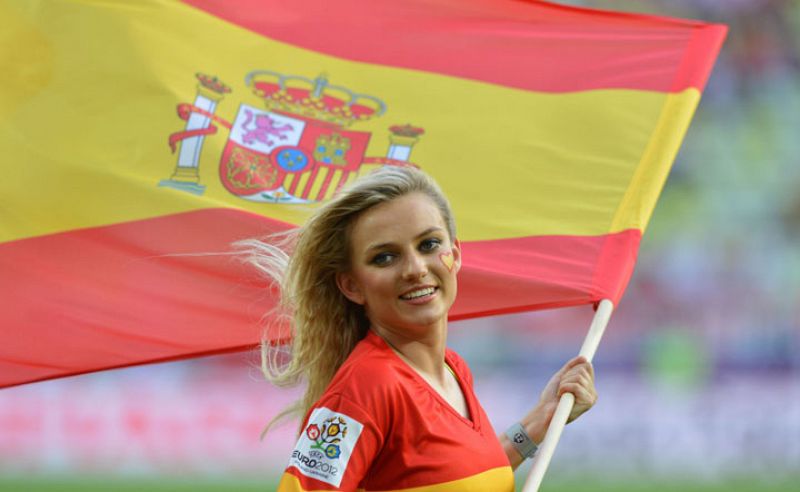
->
xmin=402 ymin=251 xmax=428 ymax=279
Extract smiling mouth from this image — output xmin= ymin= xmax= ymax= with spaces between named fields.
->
xmin=399 ymin=287 xmax=438 ymax=301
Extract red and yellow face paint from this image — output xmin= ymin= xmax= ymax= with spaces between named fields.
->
xmin=439 ymin=251 xmax=456 ymax=272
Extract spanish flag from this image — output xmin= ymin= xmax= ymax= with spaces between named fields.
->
xmin=0 ymin=0 xmax=726 ymax=388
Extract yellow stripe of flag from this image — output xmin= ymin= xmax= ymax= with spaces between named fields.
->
xmin=1 ymin=0 xmax=699 ymax=242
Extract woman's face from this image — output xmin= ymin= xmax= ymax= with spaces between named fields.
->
xmin=336 ymin=192 xmax=460 ymax=339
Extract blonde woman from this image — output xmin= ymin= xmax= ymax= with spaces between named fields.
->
xmin=242 ymin=166 xmax=597 ymax=491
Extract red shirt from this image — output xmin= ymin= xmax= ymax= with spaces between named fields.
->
xmin=278 ymin=330 xmax=514 ymax=491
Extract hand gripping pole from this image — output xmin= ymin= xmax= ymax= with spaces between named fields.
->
xmin=521 ymin=299 xmax=615 ymax=492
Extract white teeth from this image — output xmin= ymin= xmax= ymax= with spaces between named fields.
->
xmin=401 ymin=287 xmax=435 ymax=300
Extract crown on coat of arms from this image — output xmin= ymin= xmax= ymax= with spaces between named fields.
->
xmin=245 ymin=70 xmax=387 ymax=127
xmin=196 ymin=73 xmax=232 ymax=95
xmin=389 ymin=124 xmax=425 ymax=138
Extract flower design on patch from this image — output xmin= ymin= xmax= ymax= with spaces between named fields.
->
xmin=327 ymin=423 xmax=340 ymax=436
xmin=306 ymin=423 xmax=321 ymax=440
xmin=308 ymin=415 xmax=349 ymax=460
xmin=325 ymin=444 xmax=341 ymax=459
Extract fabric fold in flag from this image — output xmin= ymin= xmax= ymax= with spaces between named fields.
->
xmin=0 ymin=0 xmax=726 ymax=388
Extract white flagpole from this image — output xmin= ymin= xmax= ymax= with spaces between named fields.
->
xmin=521 ymin=299 xmax=615 ymax=492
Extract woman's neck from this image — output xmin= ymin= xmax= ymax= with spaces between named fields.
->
xmin=370 ymin=321 xmax=448 ymax=383
xmin=371 ymin=322 xmax=470 ymax=420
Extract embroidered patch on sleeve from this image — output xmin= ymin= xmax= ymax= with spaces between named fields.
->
xmin=287 ymin=407 xmax=365 ymax=487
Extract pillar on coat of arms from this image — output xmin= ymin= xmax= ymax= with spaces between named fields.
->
xmin=386 ymin=124 xmax=425 ymax=162
xmin=160 ymin=73 xmax=231 ymax=195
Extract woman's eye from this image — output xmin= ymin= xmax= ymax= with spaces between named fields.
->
xmin=371 ymin=253 xmax=394 ymax=266
xmin=419 ymin=238 xmax=441 ymax=252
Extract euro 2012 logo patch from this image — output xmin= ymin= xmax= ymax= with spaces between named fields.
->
xmin=288 ymin=407 xmax=364 ymax=487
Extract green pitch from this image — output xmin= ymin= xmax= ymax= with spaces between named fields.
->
xmin=0 ymin=477 xmax=797 ymax=492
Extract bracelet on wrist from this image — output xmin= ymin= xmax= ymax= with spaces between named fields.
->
xmin=505 ymin=422 xmax=539 ymax=460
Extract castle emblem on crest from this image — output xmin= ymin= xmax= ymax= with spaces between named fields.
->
xmin=160 ymin=71 xmax=425 ymax=203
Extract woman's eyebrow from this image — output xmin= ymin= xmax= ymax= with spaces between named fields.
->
xmin=364 ymin=227 xmax=444 ymax=253
xmin=414 ymin=226 xmax=444 ymax=239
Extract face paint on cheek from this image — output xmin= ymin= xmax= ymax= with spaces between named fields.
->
xmin=439 ymin=251 xmax=455 ymax=272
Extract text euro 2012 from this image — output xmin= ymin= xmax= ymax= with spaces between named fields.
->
xmin=292 ymin=449 xmax=340 ymax=477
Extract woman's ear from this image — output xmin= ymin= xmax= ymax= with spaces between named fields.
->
xmin=452 ymin=238 xmax=462 ymax=274
xmin=336 ymin=272 xmax=365 ymax=305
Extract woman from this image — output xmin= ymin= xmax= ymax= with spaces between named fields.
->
xmin=243 ymin=166 xmax=597 ymax=491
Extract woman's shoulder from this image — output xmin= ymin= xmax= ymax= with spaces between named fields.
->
xmin=345 ymin=332 xmax=405 ymax=376
xmin=323 ymin=332 xmax=404 ymax=399
xmin=308 ymin=333 xmax=404 ymax=432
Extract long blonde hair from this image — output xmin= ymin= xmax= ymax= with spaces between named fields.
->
xmin=238 ymin=166 xmax=456 ymax=432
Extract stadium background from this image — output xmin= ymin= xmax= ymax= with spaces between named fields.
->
xmin=1 ymin=0 xmax=797 ymax=490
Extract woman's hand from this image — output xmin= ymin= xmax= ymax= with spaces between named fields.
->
xmin=500 ymin=356 xmax=597 ymax=469
xmin=524 ymin=356 xmax=598 ymax=443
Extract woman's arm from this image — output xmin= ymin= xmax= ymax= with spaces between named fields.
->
xmin=499 ymin=356 xmax=597 ymax=470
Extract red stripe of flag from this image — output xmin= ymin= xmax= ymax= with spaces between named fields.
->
xmin=184 ymin=0 xmax=725 ymax=92
xmin=0 ymin=210 xmax=638 ymax=388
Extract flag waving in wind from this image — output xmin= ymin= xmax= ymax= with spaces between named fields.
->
xmin=0 ymin=0 xmax=726 ymax=388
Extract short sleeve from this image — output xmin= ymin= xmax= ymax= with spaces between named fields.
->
xmin=277 ymin=393 xmax=383 ymax=491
